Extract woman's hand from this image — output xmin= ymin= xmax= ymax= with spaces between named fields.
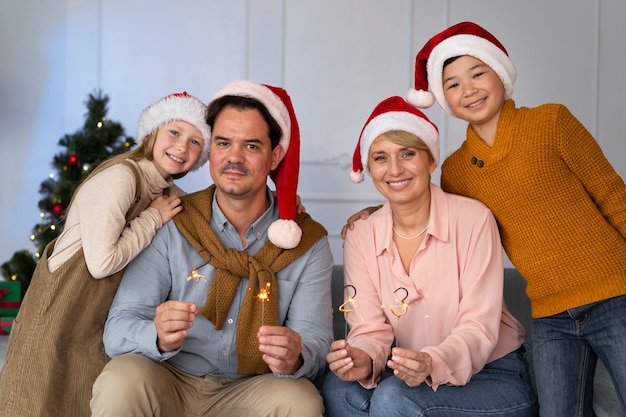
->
xmin=326 ymin=339 xmax=373 ymax=382
xmin=340 ymin=205 xmax=382 ymax=238
xmin=387 ymin=347 xmax=432 ymax=387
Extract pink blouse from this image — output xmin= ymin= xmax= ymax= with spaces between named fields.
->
xmin=343 ymin=184 xmax=525 ymax=390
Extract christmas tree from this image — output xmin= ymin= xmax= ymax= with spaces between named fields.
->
xmin=0 ymin=91 xmax=135 ymax=294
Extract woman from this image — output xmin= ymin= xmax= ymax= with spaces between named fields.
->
xmin=322 ymin=96 xmax=537 ymax=416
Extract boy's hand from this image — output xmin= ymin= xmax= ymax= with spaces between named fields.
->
xmin=340 ymin=205 xmax=382 ymax=239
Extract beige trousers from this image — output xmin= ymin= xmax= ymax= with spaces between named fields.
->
xmin=90 ymin=354 xmax=324 ymax=417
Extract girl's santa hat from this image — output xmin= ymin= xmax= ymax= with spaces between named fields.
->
xmin=407 ymin=21 xmax=516 ymax=116
xmin=350 ymin=96 xmax=439 ymax=183
xmin=136 ymin=91 xmax=211 ymax=171
xmin=210 ymin=80 xmax=302 ymax=249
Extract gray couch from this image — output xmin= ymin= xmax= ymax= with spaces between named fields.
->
xmin=329 ymin=265 xmax=624 ymax=416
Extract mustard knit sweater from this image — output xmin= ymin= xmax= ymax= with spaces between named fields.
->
xmin=441 ymin=99 xmax=626 ymax=318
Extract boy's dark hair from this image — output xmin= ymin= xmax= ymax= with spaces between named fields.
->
xmin=443 ymin=56 xmax=461 ymax=69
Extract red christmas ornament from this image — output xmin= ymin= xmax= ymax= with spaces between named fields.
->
xmin=51 ymin=202 xmax=66 ymax=216
xmin=67 ymin=153 xmax=80 ymax=166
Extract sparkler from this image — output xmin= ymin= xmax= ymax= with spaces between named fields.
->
xmin=186 ymin=268 xmax=206 ymax=283
xmin=257 ymin=282 xmax=271 ymax=326
xmin=338 ymin=285 xmax=357 ymax=339
xmin=184 ymin=266 xmax=208 ymax=305
xmin=390 ymin=287 xmax=409 ymax=347
xmin=390 ymin=287 xmax=409 ymax=318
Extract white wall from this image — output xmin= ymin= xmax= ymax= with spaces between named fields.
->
xmin=1 ymin=0 xmax=625 ymax=266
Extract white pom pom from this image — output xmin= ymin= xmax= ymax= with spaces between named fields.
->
xmin=268 ymin=219 xmax=302 ymax=249
xmin=406 ymin=89 xmax=435 ymax=109
xmin=349 ymin=170 xmax=365 ymax=184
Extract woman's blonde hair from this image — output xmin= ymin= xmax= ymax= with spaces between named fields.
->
xmin=376 ymin=130 xmax=434 ymax=164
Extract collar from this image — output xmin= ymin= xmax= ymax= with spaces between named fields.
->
xmin=135 ymin=158 xmax=174 ymax=196
xmin=211 ymin=187 xmax=277 ymax=247
xmin=374 ymin=183 xmax=450 ymax=256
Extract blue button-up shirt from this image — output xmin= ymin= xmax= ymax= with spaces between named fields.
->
xmin=103 ymin=189 xmax=334 ymax=381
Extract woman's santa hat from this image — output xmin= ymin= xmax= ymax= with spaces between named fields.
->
xmin=350 ymin=96 xmax=439 ymax=183
xmin=136 ymin=91 xmax=211 ymax=171
xmin=210 ymin=80 xmax=302 ymax=250
xmin=407 ymin=21 xmax=516 ymax=116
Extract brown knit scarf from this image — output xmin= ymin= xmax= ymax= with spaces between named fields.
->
xmin=174 ymin=185 xmax=327 ymax=374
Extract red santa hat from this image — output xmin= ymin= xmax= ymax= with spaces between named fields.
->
xmin=210 ymin=80 xmax=302 ymax=249
xmin=407 ymin=21 xmax=516 ymax=116
xmin=136 ymin=91 xmax=211 ymax=171
xmin=350 ymin=96 xmax=439 ymax=183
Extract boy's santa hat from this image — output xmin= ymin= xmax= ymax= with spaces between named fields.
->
xmin=407 ymin=21 xmax=516 ymax=116
xmin=350 ymin=96 xmax=439 ymax=183
xmin=210 ymin=80 xmax=302 ymax=249
xmin=136 ymin=91 xmax=211 ymax=171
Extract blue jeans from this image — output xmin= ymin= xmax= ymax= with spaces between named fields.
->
xmin=321 ymin=348 xmax=538 ymax=417
xmin=533 ymin=294 xmax=626 ymax=417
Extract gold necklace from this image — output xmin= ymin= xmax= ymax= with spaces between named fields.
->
xmin=392 ymin=223 xmax=428 ymax=240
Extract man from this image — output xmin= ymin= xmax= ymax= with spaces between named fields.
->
xmin=91 ymin=80 xmax=334 ymax=417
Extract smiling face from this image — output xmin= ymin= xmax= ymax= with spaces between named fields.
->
xmin=368 ymin=133 xmax=435 ymax=206
xmin=209 ymin=106 xmax=284 ymax=201
xmin=442 ymin=55 xmax=505 ymax=134
xmin=151 ymin=120 xmax=204 ymax=178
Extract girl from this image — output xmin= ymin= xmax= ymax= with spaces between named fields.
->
xmin=0 ymin=91 xmax=211 ymax=417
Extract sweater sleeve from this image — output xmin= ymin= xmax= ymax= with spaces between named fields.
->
xmin=557 ymin=105 xmax=626 ymax=239
xmin=74 ymin=164 xmax=163 ymax=278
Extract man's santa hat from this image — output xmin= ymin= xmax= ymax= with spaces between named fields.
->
xmin=407 ymin=21 xmax=516 ymax=116
xmin=210 ymin=80 xmax=302 ymax=249
xmin=350 ymin=96 xmax=439 ymax=183
xmin=136 ymin=91 xmax=211 ymax=171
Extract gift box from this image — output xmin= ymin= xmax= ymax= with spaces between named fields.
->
xmin=0 ymin=280 xmax=22 ymax=316
xmin=0 ymin=315 xmax=15 ymax=335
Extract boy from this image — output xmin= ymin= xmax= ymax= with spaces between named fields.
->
xmin=408 ymin=21 xmax=626 ymax=417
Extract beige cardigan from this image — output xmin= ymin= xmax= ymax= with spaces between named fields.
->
xmin=48 ymin=158 xmax=182 ymax=278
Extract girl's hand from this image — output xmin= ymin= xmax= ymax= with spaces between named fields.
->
xmin=150 ymin=195 xmax=183 ymax=223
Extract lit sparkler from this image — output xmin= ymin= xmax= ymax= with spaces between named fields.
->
xmin=186 ymin=268 xmax=206 ymax=283
xmin=338 ymin=285 xmax=357 ymax=339
xmin=257 ymin=282 xmax=271 ymax=326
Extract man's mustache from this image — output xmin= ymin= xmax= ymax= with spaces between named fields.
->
xmin=219 ymin=163 xmax=250 ymax=175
